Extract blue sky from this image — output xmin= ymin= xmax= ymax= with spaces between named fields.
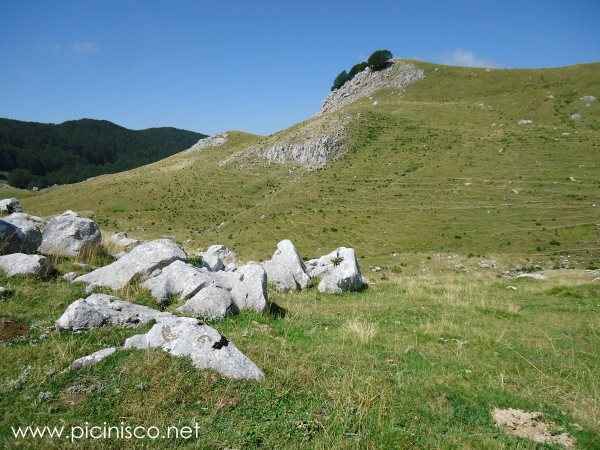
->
xmin=1 ymin=1 xmax=599 ymax=135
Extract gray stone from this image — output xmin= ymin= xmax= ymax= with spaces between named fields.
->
xmin=515 ymin=272 xmax=545 ymax=281
xmin=63 ymin=272 xmax=79 ymax=282
xmin=1 ymin=213 xmax=45 ymax=254
xmin=39 ymin=211 xmax=101 ymax=257
xmin=141 ymin=260 xmax=212 ymax=305
xmin=479 ymin=259 xmax=497 ymax=269
xmin=570 ymin=113 xmax=582 ymax=121
xmin=0 ymin=198 xmax=23 ymax=214
xmin=518 ymin=119 xmax=533 ymax=125
xmin=263 ymin=239 xmax=310 ymax=292
xmin=176 ymin=284 xmax=238 ymax=320
xmin=200 ymin=244 xmax=237 ymax=272
xmin=74 ymin=239 xmax=187 ymax=291
xmin=227 ymin=263 xmax=268 ymax=312
xmin=124 ymin=316 xmax=264 ymax=380
xmin=55 ymin=293 xmax=171 ymax=331
xmin=107 ymin=232 xmax=140 ymax=258
xmin=306 ymin=247 xmax=366 ymax=294
xmin=0 ymin=253 xmax=53 ymax=277
xmin=0 ymin=286 xmax=13 ymax=298
xmin=71 ymin=347 xmax=117 ymax=370
xmin=581 ymin=95 xmax=597 ymax=105
xmin=183 ymin=133 xmax=228 ymax=153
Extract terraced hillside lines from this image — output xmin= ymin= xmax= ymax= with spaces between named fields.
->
xmin=16 ymin=61 xmax=600 ymax=266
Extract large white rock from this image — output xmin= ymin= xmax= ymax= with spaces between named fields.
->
xmin=39 ymin=211 xmax=101 ymax=257
xmin=224 ymin=263 xmax=268 ymax=312
xmin=0 ymin=198 xmax=23 ymax=214
xmin=71 ymin=347 xmax=117 ymax=370
xmin=74 ymin=239 xmax=187 ymax=291
xmin=1 ymin=213 xmax=44 ymax=254
xmin=176 ymin=284 xmax=238 ymax=320
xmin=55 ymin=293 xmax=171 ymax=331
xmin=141 ymin=260 xmax=212 ymax=305
xmin=305 ymin=247 xmax=366 ymax=294
xmin=124 ymin=316 xmax=264 ymax=380
xmin=263 ymin=239 xmax=310 ymax=292
xmin=200 ymin=244 xmax=237 ymax=272
xmin=0 ymin=253 xmax=53 ymax=277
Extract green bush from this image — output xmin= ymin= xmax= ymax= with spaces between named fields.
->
xmin=367 ymin=49 xmax=393 ymax=71
xmin=331 ymin=70 xmax=350 ymax=91
xmin=348 ymin=62 xmax=368 ymax=79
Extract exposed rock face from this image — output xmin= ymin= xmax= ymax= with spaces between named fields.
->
xmin=319 ymin=62 xmax=424 ymax=115
xmin=176 ymin=284 xmax=238 ymax=320
xmin=0 ymin=198 xmax=23 ymax=214
xmin=184 ymin=133 xmax=228 ymax=153
xmin=1 ymin=213 xmax=44 ymax=254
xmin=55 ymin=293 xmax=171 ymax=331
xmin=74 ymin=239 xmax=187 ymax=291
xmin=0 ymin=253 xmax=53 ymax=277
xmin=124 ymin=316 xmax=264 ymax=380
xmin=71 ymin=347 xmax=117 ymax=370
xmin=200 ymin=244 xmax=237 ymax=272
xmin=107 ymin=232 xmax=140 ymax=258
xmin=305 ymin=247 xmax=366 ymax=294
xmin=39 ymin=211 xmax=101 ymax=257
xmin=251 ymin=132 xmax=347 ymax=169
xmin=141 ymin=260 xmax=212 ymax=305
xmin=263 ymin=240 xmax=310 ymax=292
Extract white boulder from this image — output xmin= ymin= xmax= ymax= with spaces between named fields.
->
xmin=124 ymin=316 xmax=264 ymax=380
xmin=1 ymin=213 xmax=45 ymax=254
xmin=0 ymin=198 xmax=23 ymax=214
xmin=55 ymin=293 xmax=171 ymax=331
xmin=200 ymin=244 xmax=237 ymax=271
xmin=141 ymin=260 xmax=212 ymax=305
xmin=74 ymin=239 xmax=186 ymax=291
xmin=0 ymin=253 xmax=53 ymax=277
xmin=262 ymin=239 xmax=310 ymax=292
xmin=71 ymin=347 xmax=117 ymax=370
xmin=305 ymin=247 xmax=366 ymax=294
xmin=106 ymin=232 xmax=140 ymax=258
xmin=39 ymin=211 xmax=101 ymax=257
xmin=176 ymin=284 xmax=238 ymax=320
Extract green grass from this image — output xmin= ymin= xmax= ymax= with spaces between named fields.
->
xmin=13 ymin=61 xmax=600 ymax=268
xmin=1 ymin=266 xmax=599 ymax=448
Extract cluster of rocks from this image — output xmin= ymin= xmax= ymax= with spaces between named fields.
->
xmin=319 ymin=61 xmax=425 ymax=115
xmin=1 ymin=199 xmax=367 ymax=380
xmin=0 ymin=198 xmax=23 ymax=214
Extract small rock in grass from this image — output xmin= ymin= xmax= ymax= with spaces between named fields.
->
xmin=71 ymin=347 xmax=117 ymax=370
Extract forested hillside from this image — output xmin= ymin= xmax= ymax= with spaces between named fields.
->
xmin=0 ymin=118 xmax=206 ymax=188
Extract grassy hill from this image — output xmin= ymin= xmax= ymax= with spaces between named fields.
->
xmin=1 ymin=60 xmax=600 ymax=449
xmin=0 ymin=118 xmax=206 ymax=188
xmin=11 ymin=61 xmax=600 ymax=268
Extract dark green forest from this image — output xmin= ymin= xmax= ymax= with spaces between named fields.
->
xmin=0 ymin=118 xmax=206 ymax=188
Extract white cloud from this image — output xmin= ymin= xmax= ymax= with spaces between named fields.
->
xmin=70 ymin=41 xmax=99 ymax=55
xmin=441 ymin=49 xmax=497 ymax=68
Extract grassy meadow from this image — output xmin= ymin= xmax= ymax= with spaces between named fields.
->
xmin=1 ymin=60 xmax=600 ymax=448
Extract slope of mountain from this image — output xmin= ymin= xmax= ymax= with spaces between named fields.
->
xmin=0 ymin=118 xmax=206 ymax=188
xmin=9 ymin=60 xmax=600 ymax=266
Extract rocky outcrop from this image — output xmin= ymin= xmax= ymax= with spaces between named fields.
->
xmin=55 ymin=293 xmax=171 ymax=331
xmin=305 ymin=247 xmax=366 ymax=294
xmin=74 ymin=239 xmax=187 ymax=291
xmin=224 ymin=263 xmax=268 ymax=312
xmin=0 ymin=198 xmax=23 ymax=214
xmin=124 ymin=316 xmax=264 ymax=380
xmin=71 ymin=347 xmax=117 ymax=370
xmin=39 ymin=211 xmax=101 ymax=257
xmin=319 ymin=61 xmax=424 ymax=115
xmin=1 ymin=213 xmax=44 ymax=254
xmin=176 ymin=284 xmax=238 ymax=320
xmin=184 ymin=133 xmax=228 ymax=153
xmin=263 ymin=240 xmax=310 ymax=292
xmin=0 ymin=253 xmax=53 ymax=277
